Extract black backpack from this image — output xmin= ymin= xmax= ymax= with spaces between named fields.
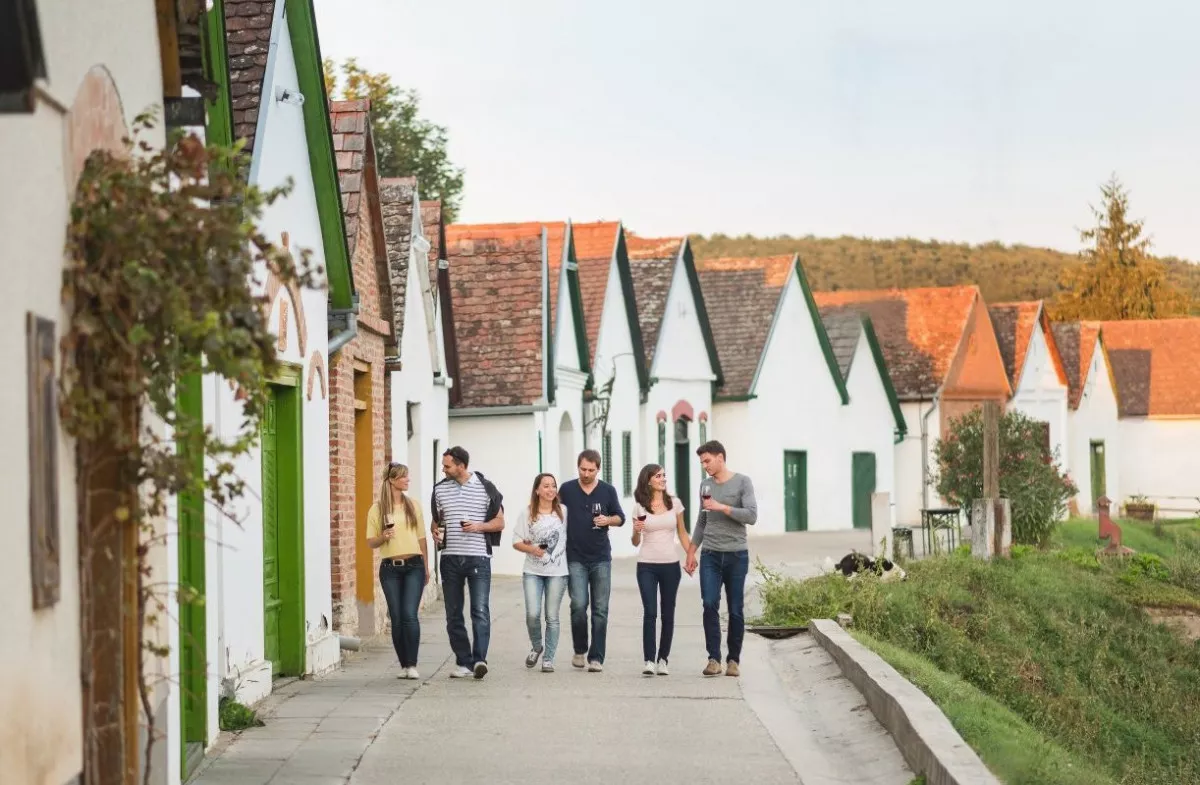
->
xmin=429 ymin=472 xmax=505 ymax=553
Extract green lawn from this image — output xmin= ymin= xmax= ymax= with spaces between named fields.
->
xmin=757 ymin=536 xmax=1200 ymax=785
xmin=1055 ymin=516 xmax=1200 ymax=557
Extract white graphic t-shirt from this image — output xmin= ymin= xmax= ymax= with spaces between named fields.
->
xmin=512 ymin=508 xmax=569 ymax=577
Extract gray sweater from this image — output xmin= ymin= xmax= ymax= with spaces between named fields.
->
xmin=691 ymin=473 xmax=757 ymax=552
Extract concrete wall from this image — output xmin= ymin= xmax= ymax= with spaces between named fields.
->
xmin=1008 ymin=319 xmax=1070 ymax=475
xmin=1068 ymin=346 xmax=1121 ymax=515
xmin=0 ymin=2 xmax=164 ymax=782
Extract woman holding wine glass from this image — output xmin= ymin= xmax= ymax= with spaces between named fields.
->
xmin=512 ymin=473 xmax=569 ymax=672
xmin=631 ymin=464 xmax=693 ymax=676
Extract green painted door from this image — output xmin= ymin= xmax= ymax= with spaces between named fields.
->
xmin=1090 ymin=441 xmax=1106 ymax=504
xmin=852 ymin=452 xmax=877 ymax=530
xmin=262 ymin=377 xmax=305 ymax=677
xmin=784 ymin=451 xmax=807 ymax=532
xmin=674 ymin=418 xmax=692 ymax=532
xmin=177 ymin=373 xmax=206 ymax=778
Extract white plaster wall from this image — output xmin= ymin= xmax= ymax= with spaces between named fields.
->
xmin=1119 ymin=419 xmax=1200 ymax=519
xmin=1067 ymin=347 xmax=1121 ymax=515
xmin=725 ymin=279 xmax=846 ymax=537
xmin=0 ymin=3 xmax=163 ymax=782
xmin=390 ymin=241 xmax=450 ymax=581
xmin=897 ymin=400 xmax=941 ymax=525
xmin=1008 ymin=321 xmax=1070 ymax=475
xmin=589 ymin=256 xmax=642 ymax=559
xmin=447 ymin=414 xmax=539 ymax=575
xmin=840 ymin=333 xmax=900 ymax=528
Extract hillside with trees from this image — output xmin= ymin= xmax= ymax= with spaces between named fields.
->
xmin=692 ymin=233 xmax=1200 ymax=313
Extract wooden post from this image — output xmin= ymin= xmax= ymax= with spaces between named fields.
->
xmin=982 ymin=401 xmax=1000 ymax=501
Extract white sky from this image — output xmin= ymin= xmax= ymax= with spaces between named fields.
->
xmin=313 ymin=0 xmax=1200 ymax=259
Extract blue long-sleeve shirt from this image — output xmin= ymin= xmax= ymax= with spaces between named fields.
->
xmin=558 ymin=478 xmax=626 ymax=564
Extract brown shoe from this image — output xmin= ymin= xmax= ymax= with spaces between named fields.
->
xmin=703 ymin=659 xmax=722 ymax=676
xmin=725 ymin=661 xmax=740 ymax=677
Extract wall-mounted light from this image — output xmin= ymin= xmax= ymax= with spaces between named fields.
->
xmin=275 ymin=86 xmax=305 ymax=106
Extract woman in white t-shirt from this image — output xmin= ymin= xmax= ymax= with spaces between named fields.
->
xmin=512 ymin=472 xmax=569 ymax=673
xmin=631 ymin=463 xmax=694 ymax=676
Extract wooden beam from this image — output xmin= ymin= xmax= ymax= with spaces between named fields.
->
xmin=156 ymin=0 xmax=182 ymax=97
xmin=982 ymin=400 xmax=1000 ymax=500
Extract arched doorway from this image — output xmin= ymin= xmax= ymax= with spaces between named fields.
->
xmin=674 ymin=416 xmax=692 ymax=531
xmin=559 ymin=411 xmax=575 ymax=480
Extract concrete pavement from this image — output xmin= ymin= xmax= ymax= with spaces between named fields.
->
xmin=190 ymin=532 xmax=913 ymax=785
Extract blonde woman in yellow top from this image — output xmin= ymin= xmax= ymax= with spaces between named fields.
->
xmin=366 ymin=462 xmax=429 ymax=678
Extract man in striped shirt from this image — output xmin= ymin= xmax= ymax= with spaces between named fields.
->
xmin=430 ymin=446 xmax=505 ymax=679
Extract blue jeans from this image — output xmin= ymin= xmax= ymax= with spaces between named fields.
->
xmin=522 ymin=574 xmax=568 ymax=661
xmin=440 ymin=554 xmax=491 ymax=667
xmin=700 ymin=549 xmax=749 ymax=664
xmin=379 ymin=557 xmax=425 ymax=667
xmin=636 ymin=562 xmax=681 ymax=663
xmin=567 ymin=560 xmax=611 ymax=664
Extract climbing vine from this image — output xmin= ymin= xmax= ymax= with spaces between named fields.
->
xmin=60 ymin=112 xmax=318 ymax=782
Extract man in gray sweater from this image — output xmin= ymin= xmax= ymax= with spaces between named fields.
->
xmin=685 ymin=440 xmax=757 ymax=677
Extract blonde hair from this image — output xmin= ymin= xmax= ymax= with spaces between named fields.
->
xmin=378 ymin=463 xmax=418 ymax=531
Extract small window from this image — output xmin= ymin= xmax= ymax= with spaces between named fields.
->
xmin=602 ymin=432 xmax=613 ymax=484
xmin=621 ymin=431 xmax=633 ymax=496
xmin=657 ymin=421 xmax=666 ymax=466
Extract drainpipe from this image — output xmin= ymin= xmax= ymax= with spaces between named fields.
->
xmin=920 ymin=392 xmax=941 ymax=510
xmin=328 ymin=295 xmax=359 ymax=357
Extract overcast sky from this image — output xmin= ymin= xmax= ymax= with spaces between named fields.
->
xmin=313 ymin=0 xmax=1200 ymax=259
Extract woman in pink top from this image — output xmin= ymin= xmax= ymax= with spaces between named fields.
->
xmin=631 ymin=464 xmax=694 ymax=676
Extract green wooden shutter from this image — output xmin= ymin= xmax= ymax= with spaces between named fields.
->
xmin=602 ymin=432 xmax=613 ymax=484
xmin=699 ymin=420 xmax=707 ymax=444
xmin=851 ymin=452 xmax=877 ymax=530
xmin=622 ymin=431 xmax=632 ymax=496
xmin=657 ymin=421 xmax=666 ymax=466
xmin=783 ymin=451 xmax=808 ymax=532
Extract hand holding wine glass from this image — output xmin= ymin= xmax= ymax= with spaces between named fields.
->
xmin=591 ymin=502 xmax=605 ymax=530
xmin=633 ymin=507 xmax=648 ymax=534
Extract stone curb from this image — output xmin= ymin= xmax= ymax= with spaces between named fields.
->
xmin=809 ymin=619 xmax=1000 ymax=785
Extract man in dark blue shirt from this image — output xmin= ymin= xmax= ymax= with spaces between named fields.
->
xmin=558 ymin=449 xmax=625 ymax=671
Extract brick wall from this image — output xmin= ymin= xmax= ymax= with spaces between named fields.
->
xmin=328 ymin=209 xmax=392 ymax=634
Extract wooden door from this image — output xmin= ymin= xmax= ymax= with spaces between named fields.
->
xmin=852 ymin=452 xmax=876 ymax=530
xmin=1090 ymin=440 xmax=1106 ymax=504
xmin=177 ymin=373 xmax=206 ymax=776
xmin=262 ymin=389 xmax=282 ymax=674
xmin=784 ymin=451 xmax=807 ymax=532
xmin=674 ymin=418 xmax=691 ymax=531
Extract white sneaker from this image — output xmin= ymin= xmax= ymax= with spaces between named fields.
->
xmin=642 ymin=661 xmax=656 ymax=675
xmin=656 ymin=660 xmax=669 ymax=676
xmin=541 ymin=660 xmax=555 ymax=673
xmin=406 ymin=666 xmax=420 ymax=680
xmin=450 ymin=666 xmax=472 ymax=679
xmin=587 ymin=660 xmax=603 ymax=673
xmin=572 ymin=654 xmax=587 ymax=669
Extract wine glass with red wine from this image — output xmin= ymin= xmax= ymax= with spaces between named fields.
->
xmin=592 ymin=501 xmax=604 ymax=530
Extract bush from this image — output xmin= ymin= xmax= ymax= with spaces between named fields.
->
xmin=218 ymin=698 xmax=264 ymax=731
xmin=933 ymin=409 xmax=1077 ymax=547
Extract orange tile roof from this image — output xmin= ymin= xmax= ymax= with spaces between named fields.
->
xmin=443 ymin=222 xmax=546 ymax=408
xmin=988 ymin=301 xmax=1041 ymax=388
xmin=1099 ymin=318 xmax=1200 ymax=417
xmin=544 ymin=222 xmax=620 ymax=365
xmin=625 ymin=233 xmax=682 ymax=260
xmin=813 ymin=286 xmax=979 ymax=398
xmin=1050 ymin=321 xmax=1102 ymax=409
xmin=697 ymin=255 xmax=796 ymax=288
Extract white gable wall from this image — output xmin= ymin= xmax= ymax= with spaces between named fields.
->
xmin=896 ymin=400 xmax=941 ymax=525
xmin=1008 ymin=320 xmax=1070 ymax=475
xmin=591 ymin=256 xmax=642 ymax=559
xmin=725 ymin=276 xmax=845 ymax=536
xmin=1120 ymin=418 xmax=1200 ymax=518
xmin=1068 ymin=346 xmax=1120 ymax=515
xmin=840 ymin=332 xmax=900 ymax=528
xmin=644 ymin=255 xmax=714 ymax=526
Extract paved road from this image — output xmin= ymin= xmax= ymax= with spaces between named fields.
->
xmin=191 ymin=532 xmax=912 ymax=785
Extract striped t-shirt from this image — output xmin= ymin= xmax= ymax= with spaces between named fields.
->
xmin=432 ymin=473 xmax=493 ymax=557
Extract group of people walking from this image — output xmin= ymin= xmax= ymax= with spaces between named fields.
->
xmin=365 ymin=440 xmax=757 ymax=680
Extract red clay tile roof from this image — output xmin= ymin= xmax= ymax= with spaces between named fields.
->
xmin=329 ymin=100 xmax=372 ymax=257
xmin=698 ymin=256 xmax=796 ymax=288
xmin=813 ymin=286 xmax=979 ymax=399
xmin=1098 ymin=318 xmax=1200 ymax=417
xmin=444 ymin=223 xmax=546 ymax=408
xmin=1050 ymin=321 xmax=1102 ymax=409
xmin=625 ymin=233 xmax=683 ymax=261
xmin=698 ymin=265 xmax=783 ymax=397
xmin=379 ymin=177 xmax=417 ymax=347
xmin=421 ymin=201 xmax=443 ymax=259
xmin=623 ymin=234 xmax=684 ymax=369
xmin=543 ymin=222 xmax=620 ymax=365
xmin=224 ymin=1 xmax=277 ymax=157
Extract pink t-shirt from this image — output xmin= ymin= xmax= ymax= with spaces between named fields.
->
xmin=635 ymin=498 xmax=685 ymax=564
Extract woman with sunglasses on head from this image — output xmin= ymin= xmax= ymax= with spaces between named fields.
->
xmin=631 ymin=464 xmax=693 ymax=676
xmin=366 ymin=462 xmax=429 ymax=679
xmin=512 ymin=473 xmax=569 ymax=673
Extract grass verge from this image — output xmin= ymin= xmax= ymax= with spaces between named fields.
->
xmin=758 ymin=534 xmax=1200 ymax=785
